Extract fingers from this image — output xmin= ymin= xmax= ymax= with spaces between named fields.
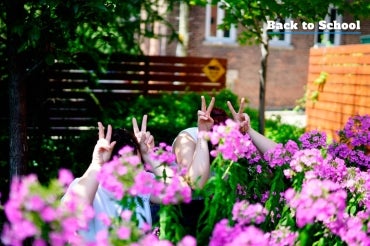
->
xmin=200 ymin=96 xmax=215 ymax=114
xmin=145 ymin=132 xmax=154 ymax=147
xmin=227 ymin=98 xmax=246 ymax=118
xmin=240 ymin=119 xmax=250 ymax=134
xmin=138 ymin=131 xmax=155 ymax=152
xmin=98 ymin=122 xmax=112 ymax=142
xmin=133 ymin=115 xmax=153 ymax=150
xmin=133 ymin=115 xmax=148 ymax=134
xmin=227 ymin=101 xmax=237 ymax=118
xmin=105 ymin=124 xmax=112 ymax=142
xmin=98 ymin=122 xmax=105 ymax=139
xmin=132 ymin=117 xmax=139 ymax=135
xmin=206 ymin=97 xmax=215 ymax=115
xmin=110 ymin=141 xmax=117 ymax=149
xmin=141 ymin=115 xmax=147 ymax=133
xmin=197 ymin=110 xmax=209 ymax=121
xmin=201 ymin=96 xmax=206 ymax=112
xmin=238 ymin=98 xmax=246 ymax=114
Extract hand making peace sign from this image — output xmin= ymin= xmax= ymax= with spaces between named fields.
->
xmin=198 ymin=96 xmax=215 ymax=132
xmin=132 ymin=114 xmax=155 ymax=155
xmin=91 ymin=122 xmax=117 ymax=166
xmin=227 ymin=97 xmax=250 ymax=134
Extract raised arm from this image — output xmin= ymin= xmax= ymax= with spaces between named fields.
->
xmin=133 ymin=115 xmax=189 ymax=180
xmin=133 ymin=115 xmax=190 ymax=203
xmin=64 ymin=122 xmax=116 ymax=205
xmin=132 ymin=115 xmax=160 ymax=176
xmin=173 ymin=96 xmax=215 ymax=189
xmin=227 ymin=98 xmax=277 ymax=154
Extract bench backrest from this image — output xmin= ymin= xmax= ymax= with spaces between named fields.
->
xmin=42 ymin=54 xmax=227 ymax=135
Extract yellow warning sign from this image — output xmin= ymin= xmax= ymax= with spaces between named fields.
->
xmin=202 ymin=58 xmax=225 ymax=82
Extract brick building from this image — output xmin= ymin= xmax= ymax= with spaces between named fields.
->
xmin=142 ymin=4 xmax=370 ymax=110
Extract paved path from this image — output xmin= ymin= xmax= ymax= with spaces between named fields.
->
xmin=265 ymin=110 xmax=307 ymax=128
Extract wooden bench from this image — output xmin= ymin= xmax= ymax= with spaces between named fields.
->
xmin=40 ymin=54 xmax=227 ymax=135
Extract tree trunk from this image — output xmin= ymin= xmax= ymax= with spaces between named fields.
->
xmin=8 ymin=71 xmax=28 ymax=179
xmin=6 ymin=0 xmax=28 ymax=179
xmin=176 ymin=1 xmax=189 ymax=57
xmin=258 ymin=22 xmax=269 ymax=135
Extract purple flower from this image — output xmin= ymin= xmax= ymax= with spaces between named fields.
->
xmin=342 ymin=114 xmax=370 ymax=147
xmin=232 ymin=200 xmax=267 ymax=225
xmin=343 ymin=167 xmax=370 ymax=205
xmin=299 ymin=130 xmax=327 ymax=149
xmin=328 ymin=114 xmax=370 ymax=169
xmin=287 ymin=148 xmax=324 ymax=177
xmin=264 ymin=140 xmax=299 ymax=168
xmin=313 ymin=155 xmax=348 ymax=183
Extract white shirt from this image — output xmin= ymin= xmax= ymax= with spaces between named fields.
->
xmin=172 ymin=127 xmax=198 ymax=146
xmin=172 ymin=127 xmax=209 ymax=200
xmin=65 ymin=178 xmax=152 ymax=242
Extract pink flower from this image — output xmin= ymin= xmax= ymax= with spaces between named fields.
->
xmin=285 ymin=179 xmax=347 ymax=228
xmin=206 ymin=119 xmax=260 ymax=163
xmin=25 ymin=195 xmax=44 ymax=211
xmin=268 ymin=226 xmax=298 ymax=246
xmin=98 ymin=212 xmax=112 ymax=226
xmin=120 ymin=210 xmax=133 ymax=221
xmin=130 ymin=171 xmax=155 ymax=196
xmin=2 ymin=173 xmax=92 ymax=246
xmin=178 ymin=235 xmax=196 ymax=246
xmin=96 ymin=230 xmax=110 ymax=246
xmin=40 ymin=206 xmax=57 ymax=222
xmin=117 ymin=226 xmax=131 ymax=240
xmin=232 ymin=200 xmax=267 ymax=225
xmin=159 ymin=176 xmax=192 ymax=204
xmin=210 ymin=219 xmax=269 ymax=246
xmin=58 ymin=169 xmax=74 ymax=187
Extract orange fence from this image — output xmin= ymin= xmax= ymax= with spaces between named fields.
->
xmin=305 ymin=44 xmax=370 ymax=139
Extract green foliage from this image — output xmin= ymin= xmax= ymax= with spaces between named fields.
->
xmin=102 ymin=89 xmax=241 ymax=145
xmin=159 ymin=205 xmax=187 ymax=243
xmin=294 ymin=71 xmax=328 ymax=111
xmin=197 ymin=156 xmax=273 ymax=244
xmin=265 ymin=117 xmax=305 ymax=144
xmin=190 ymin=0 xmax=370 ymax=46
xmin=0 ymin=90 xmax=304 ymax=204
xmin=27 ymin=132 xmax=96 ymax=182
xmin=1 ymin=0 xmax=184 ymax=82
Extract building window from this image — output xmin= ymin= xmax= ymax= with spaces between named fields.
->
xmin=205 ymin=3 xmax=237 ymax=44
xmin=268 ymin=18 xmax=292 ymax=47
xmin=314 ymin=6 xmax=342 ymax=46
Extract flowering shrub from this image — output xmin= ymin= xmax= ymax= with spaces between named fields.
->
xmin=1 ymin=170 xmax=94 ymax=246
xmin=328 ymin=114 xmax=370 ymax=169
xmin=198 ymin=115 xmax=370 ymax=245
xmin=1 ymin=114 xmax=369 ymax=245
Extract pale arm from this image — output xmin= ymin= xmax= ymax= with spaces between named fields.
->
xmin=63 ymin=122 xmax=116 ymax=205
xmin=227 ymin=98 xmax=277 ymax=154
xmin=132 ymin=116 xmax=190 ymax=203
xmin=171 ymin=96 xmax=214 ymax=189
xmin=173 ymin=131 xmax=210 ymax=189
xmin=247 ymin=127 xmax=278 ymax=154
